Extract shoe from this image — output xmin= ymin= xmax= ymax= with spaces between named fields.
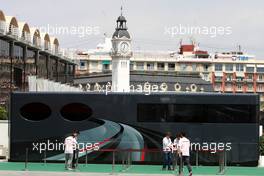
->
xmin=168 ymin=167 xmax=172 ymax=170
xmin=189 ymin=172 xmax=193 ymax=176
xmin=67 ymin=168 xmax=73 ymax=171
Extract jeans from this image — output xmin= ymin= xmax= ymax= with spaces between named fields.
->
xmin=179 ymin=156 xmax=192 ymax=174
xmin=163 ymin=152 xmax=172 ymax=169
xmin=172 ymin=153 xmax=179 ymax=170
xmin=65 ymin=153 xmax=73 ymax=169
xmin=72 ymin=150 xmax=79 ymax=169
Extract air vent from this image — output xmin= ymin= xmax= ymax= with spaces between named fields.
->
xmin=60 ymin=103 xmax=93 ymax=121
xmin=20 ymin=102 xmax=51 ymax=121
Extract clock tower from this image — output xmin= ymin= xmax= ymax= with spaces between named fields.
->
xmin=111 ymin=9 xmax=132 ymax=92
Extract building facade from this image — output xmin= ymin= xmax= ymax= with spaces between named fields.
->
xmin=0 ymin=10 xmax=76 ymax=106
xmin=74 ymin=39 xmax=264 ymax=100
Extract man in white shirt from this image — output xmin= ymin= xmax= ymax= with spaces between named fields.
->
xmin=64 ymin=130 xmax=79 ymax=170
xmin=178 ymin=132 xmax=192 ymax=176
xmin=172 ymin=133 xmax=181 ymax=170
xmin=162 ymin=132 xmax=173 ymax=170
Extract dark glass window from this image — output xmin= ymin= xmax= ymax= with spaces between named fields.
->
xmin=215 ymin=64 xmax=223 ymax=71
xmin=137 ymin=104 xmax=257 ymax=123
xmin=20 ymin=102 xmax=51 ymax=121
xmin=225 ymin=64 xmax=233 ymax=71
xmin=168 ymin=63 xmax=175 ymax=71
xmin=257 ymin=67 xmax=264 ymax=73
xmin=157 ymin=63 xmax=165 ymax=70
xmin=60 ymin=103 xmax=93 ymax=121
xmin=246 ymin=67 xmax=255 ymax=72
xmin=0 ymin=39 xmax=9 ymax=56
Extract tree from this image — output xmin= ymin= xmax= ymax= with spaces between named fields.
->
xmin=0 ymin=106 xmax=7 ymax=120
xmin=260 ymin=136 xmax=264 ymax=156
xmin=260 ymin=101 xmax=264 ymax=111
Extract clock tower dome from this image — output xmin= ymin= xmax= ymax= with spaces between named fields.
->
xmin=111 ymin=8 xmax=132 ymax=92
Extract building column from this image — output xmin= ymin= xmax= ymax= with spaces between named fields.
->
xmin=254 ymin=73 xmax=257 ymax=93
xmin=65 ymin=62 xmax=69 ymax=83
xmin=232 ymin=72 xmax=236 ymax=93
xmin=72 ymin=64 xmax=76 ymax=79
xmin=9 ymin=41 xmax=14 ymax=92
xmin=164 ymin=63 xmax=168 ymax=71
xmin=211 ymin=72 xmax=215 ymax=90
xmin=244 ymin=72 xmax=247 ymax=92
xmin=35 ymin=50 xmax=39 ymax=76
xmin=154 ymin=62 xmax=157 ymax=71
xmin=23 ymin=46 xmax=27 ymax=91
xmin=46 ymin=55 xmax=50 ymax=79
xmin=55 ymin=58 xmax=59 ymax=82
xmin=222 ymin=72 xmax=226 ymax=93
xmin=243 ymin=82 xmax=247 ymax=93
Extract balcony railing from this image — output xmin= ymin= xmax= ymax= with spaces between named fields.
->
xmin=247 ymin=88 xmax=254 ymax=92
xmin=157 ymin=67 xmax=165 ymax=71
xmin=244 ymin=78 xmax=254 ymax=82
xmin=257 ymin=79 xmax=264 ymax=83
xmin=215 ymin=77 xmax=223 ymax=82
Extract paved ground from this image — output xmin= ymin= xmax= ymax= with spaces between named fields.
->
xmin=0 ymin=162 xmax=264 ymax=176
xmin=0 ymin=170 xmax=256 ymax=176
xmin=0 ymin=171 xmax=218 ymax=176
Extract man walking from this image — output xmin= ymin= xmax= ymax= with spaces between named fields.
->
xmin=178 ymin=132 xmax=192 ymax=176
xmin=162 ymin=132 xmax=173 ymax=170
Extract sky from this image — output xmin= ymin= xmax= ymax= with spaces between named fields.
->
xmin=1 ymin=0 xmax=264 ymax=57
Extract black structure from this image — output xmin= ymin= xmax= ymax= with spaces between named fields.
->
xmin=10 ymin=92 xmax=259 ymax=166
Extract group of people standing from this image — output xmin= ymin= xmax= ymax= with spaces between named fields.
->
xmin=63 ymin=130 xmax=192 ymax=175
xmin=162 ymin=132 xmax=192 ymax=176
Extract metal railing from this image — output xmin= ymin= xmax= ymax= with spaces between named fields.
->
xmin=22 ymin=148 xmax=229 ymax=175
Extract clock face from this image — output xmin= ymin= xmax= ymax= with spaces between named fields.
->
xmin=120 ymin=42 xmax=129 ymax=54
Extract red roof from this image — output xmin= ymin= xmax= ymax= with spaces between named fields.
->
xmin=179 ymin=45 xmax=195 ymax=54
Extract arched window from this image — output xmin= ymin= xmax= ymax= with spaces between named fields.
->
xmin=0 ymin=10 xmax=6 ymax=34
xmin=6 ymin=16 xmax=19 ymax=37
xmin=19 ymin=22 xmax=31 ymax=42
xmin=32 ymin=29 xmax=41 ymax=47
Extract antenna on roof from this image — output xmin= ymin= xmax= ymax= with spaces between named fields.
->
xmin=121 ymin=6 xmax=123 ymax=16
xmin=238 ymin=45 xmax=242 ymax=52
xmin=190 ymin=36 xmax=195 ymax=45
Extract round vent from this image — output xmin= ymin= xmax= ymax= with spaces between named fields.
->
xmin=20 ymin=102 xmax=51 ymax=121
xmin=60 ymin=103 xmax=93 ymax=121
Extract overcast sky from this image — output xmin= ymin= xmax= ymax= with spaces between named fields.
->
xmin=1 ymin=0 xmax=264 ymax=57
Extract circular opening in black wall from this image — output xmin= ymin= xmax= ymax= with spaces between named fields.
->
xmin=60 ymin=103 xmax=93 ymax=121
xmin=20 ymin=102 xmax=51 ymax=121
